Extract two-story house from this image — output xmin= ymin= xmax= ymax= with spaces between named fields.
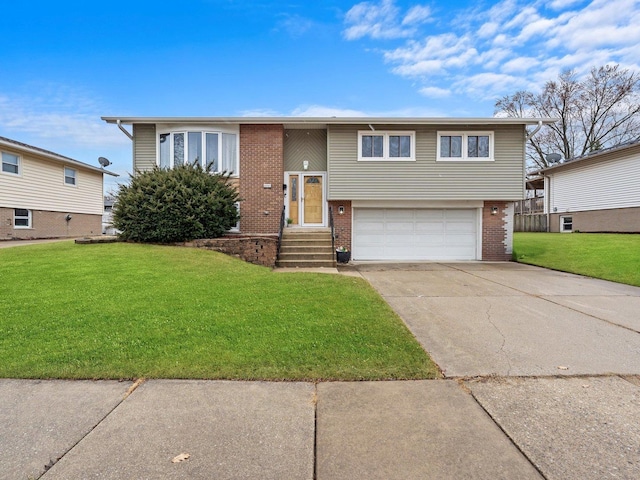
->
xmin=103 ymin=116 xmax=553 ymax=262
xmin=0 ymin=136 xmax=116 ymax=240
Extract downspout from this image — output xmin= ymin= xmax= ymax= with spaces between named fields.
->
xmin=525 ymin=120 xmax=543 ymax=142
xmin=117 ymin=119 xmax=133 ymax=140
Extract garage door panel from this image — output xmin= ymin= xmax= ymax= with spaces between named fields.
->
xmin=354 ymin=208 xmax=478 ymax=261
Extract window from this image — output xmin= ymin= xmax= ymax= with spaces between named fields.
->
xmin=159 ymin=131 xmax=238 ymax=174
xmin=560 ymin=216 xmax=573 ymax=233
xmin=14 ymin=209 xmax=31 ymax=228
xmin=437 ymin=132 xmax=494 ymax=161
xmin=229 ymin=202 xmax=240 ymax=232
xmin=358 ymin=131 xmax=415 ymax=161
xmin=2 ymin=151 xmax=20 ymax=174
xmin=64 ymin=167 xmax=77 ymax=185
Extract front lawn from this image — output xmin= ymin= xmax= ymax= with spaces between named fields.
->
xmin=513 ymin=232 xmax=640 ymax=287
xmin=0 ymin=242 xmax=438 ymax=380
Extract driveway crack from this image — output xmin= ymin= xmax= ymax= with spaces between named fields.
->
xmin=485 ymin=303 xmax=512 ymax=376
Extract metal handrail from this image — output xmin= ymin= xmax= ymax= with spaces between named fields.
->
xmin=277 ymin=204 xmax=286 ymax=259
xmin=329 ymin=205 xmax=335 ymax=252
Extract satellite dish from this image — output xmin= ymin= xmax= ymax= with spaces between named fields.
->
xmin=98 ymin=157 xmax=112 ymax=168
xmin=546 ymin=153 xmax=562 ymax=164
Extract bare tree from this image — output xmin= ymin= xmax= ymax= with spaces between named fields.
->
xmin=495 ymin=65 xmax=640 ymax=171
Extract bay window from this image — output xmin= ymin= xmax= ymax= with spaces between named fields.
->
xmin=159 ymin=130 xmax=238 ymax=175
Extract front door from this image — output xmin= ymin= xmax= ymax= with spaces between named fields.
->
xmin=302 ymin=175 xmax=323 ymax=224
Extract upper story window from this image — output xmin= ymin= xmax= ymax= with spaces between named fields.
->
xmin=1 ymin=151 xmax=20 ymax=175
xmin=64 ymin=167 xmax=77 ymax=185
xmin=158 ymin=131 xmax=238 ymax=175
xmin=437 ymin=132 xmax=494 ymax=161
xmin=358 ymin=131 xmax=415 ymax=161
xmin=14 ymin=209 xmax=32 ymax=228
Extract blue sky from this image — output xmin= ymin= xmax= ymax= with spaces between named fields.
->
xmin=1 ymin=0 xmax=639 ymax=193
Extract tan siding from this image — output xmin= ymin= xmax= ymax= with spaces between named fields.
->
xmin=284 ymin=129 xmax=327 ymax=171
xmin=133 ymin=124 xmax=157 ymax=171
xmin=327 ymin=124 xmax=525 ymax=201
xmin=0 ymin=152 xmax=103 ymax=215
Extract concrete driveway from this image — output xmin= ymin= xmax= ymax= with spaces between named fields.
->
xmin=355 ymin=262 xmax=640 ymax=479
xmin=356 ymin=262 xmax=640 ymax=377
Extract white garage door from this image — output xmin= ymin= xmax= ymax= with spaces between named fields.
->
xmin=353 ymin=209 xmax=478 ymax=261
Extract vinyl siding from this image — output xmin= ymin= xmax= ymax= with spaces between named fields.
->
xmin=549 ymin=146 xmax=640 ymax=212
xmin=327 ymin=124 xmax=526 ymax=201
xmin=284 ymin=129 xmax=327 ymax=171
xmin=0 ymin=152 xmax=104 ymax=215
xmin=133 ymin=124 xmax=157 ymax=171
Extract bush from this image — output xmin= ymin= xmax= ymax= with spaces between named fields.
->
xmin=113 ymin=164 xmax=240 ymax=243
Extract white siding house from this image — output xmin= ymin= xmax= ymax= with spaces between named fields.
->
xmin=539 ymin=141 xmax=640 ymax=232
xmin=0 ymin=136 xmax=117 ymax=240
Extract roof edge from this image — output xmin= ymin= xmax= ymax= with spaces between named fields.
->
xmin=536 ymin=139 xmax=640 ymax=175
xmin=0 ymin=136 xmax=118 ymax=176
xmin=102 ymin=116 xmax=558 ymax=126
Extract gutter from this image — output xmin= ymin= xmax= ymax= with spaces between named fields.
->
xmin=117 ymin=119 xmax=133 ymax=140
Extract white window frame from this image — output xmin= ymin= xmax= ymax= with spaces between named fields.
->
xmin=229 ymin=202 xmax=240 ymax=232
xmin=1 ymin=151 xmax=20 ymax=175
xmin=560 ymin=215 xmax=573 ymax=233
xmin=14 ymin=209 xmax=32 ymax=229
xmin=357 ymin=131 xmax=416 ymax=161
xmin=64 ymin=167 xmax=77 ymax=186
xmin=437 ymin=131 xmax=494 ymax=161
xmin=157 ymin=130 xmax=239 ymax=176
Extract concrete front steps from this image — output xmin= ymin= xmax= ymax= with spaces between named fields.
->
xmin=276 ymin=228 xmax=336 ymax=268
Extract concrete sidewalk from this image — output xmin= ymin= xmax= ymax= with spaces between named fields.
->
xmin=2 ymin=379 xmax=543 ymax=480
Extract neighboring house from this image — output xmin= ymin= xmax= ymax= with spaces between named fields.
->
xmin=536 ymin=140 xmax=640 ymax=233
xmin=102 ymin=196 xmax=117 ymax=234
xmin=102 ymin=116 xmax=553 ymax=261
xmin=0 ymin=136 xmax=117 ymax=240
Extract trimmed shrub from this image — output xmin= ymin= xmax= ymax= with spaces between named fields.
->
xmin=113 ymin=164 xmax=240 ymax=243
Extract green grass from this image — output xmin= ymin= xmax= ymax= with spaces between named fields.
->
xmin=0 ymin=242 xmax=438 ymax=380
xmin=513 ymin=232 xmax=640 ymax=287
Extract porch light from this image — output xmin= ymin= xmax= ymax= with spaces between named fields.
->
xmin=491 ymin=206 xmax=499 ymax=215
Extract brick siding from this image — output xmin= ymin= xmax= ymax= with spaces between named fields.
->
xmin=482 ymin=201 xmax=511 ymax=261
xmin=0 ymin=207 xmax=101 ymax=240
xmin=329 ymin=200 xmax=352 ymax=252
xmin=238 ymin=125 xmax=285 ymax=235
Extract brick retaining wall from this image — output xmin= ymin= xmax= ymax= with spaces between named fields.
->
xmin=186 ymin=235 xmax=279 ymax=267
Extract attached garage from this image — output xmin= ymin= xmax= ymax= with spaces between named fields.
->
xmin=353 ymin=208 xmax=479 ymax=261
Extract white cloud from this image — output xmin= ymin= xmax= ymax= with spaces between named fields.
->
xmin=402 ymin=5 xmax=432 ymax=26
xmin=0 ymin=90 xmax=128 ymax=149
xmin=418 ymin=86 xmax=451 ymax=98
xmin=343 ymin=0 xmax=430 ymax=40
xmin=290 ymin=105 xmax=368 ymax=117
xmin=275 ymin=13 xmax=315 ymax=37
xmin=501 ymin=56 xmax=540 ymax=74
xmin=353 ymin=0 xmax=640 ymax=102
xmin=453 ymin=72 xmax=527 ymax=100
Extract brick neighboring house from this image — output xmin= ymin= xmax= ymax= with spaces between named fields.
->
xmin=0 ymin=136 xmax=117 ymax=240
xmin=103 ymin=116 xmax=554 ymax=262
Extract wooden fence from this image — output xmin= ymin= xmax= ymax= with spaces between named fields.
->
xmin=514 ymin=214 xmax=547 ymax=232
